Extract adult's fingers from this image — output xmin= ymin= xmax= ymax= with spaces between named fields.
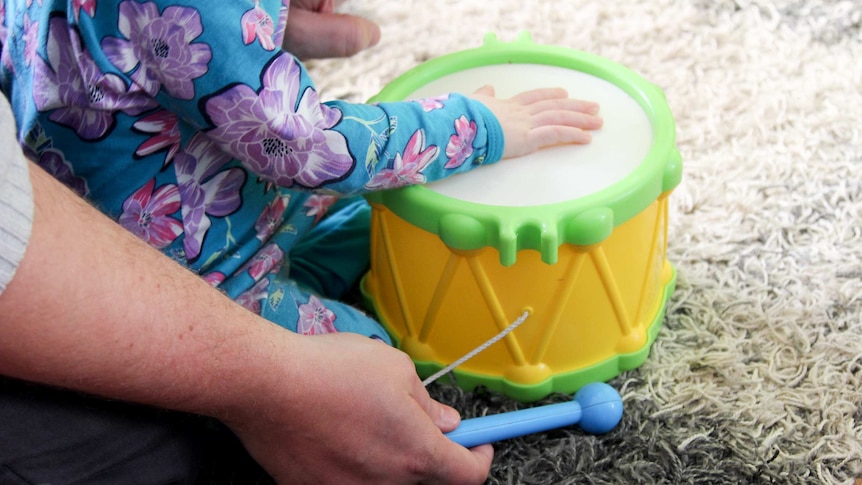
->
xmin=406 ymin=377 xmax=492 ymax=484
xmin=284 ymin=8 xmax=380 ymax=59
xmin=427 ymin=437 xmax=495 ymax=484
xmin=412 ymin=380 xmax=462 ymax=433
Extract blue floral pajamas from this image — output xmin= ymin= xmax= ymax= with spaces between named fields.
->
xmin=0 ymin=0 xmax=505 ymax=342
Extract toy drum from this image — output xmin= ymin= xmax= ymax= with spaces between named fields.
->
xmin=362 ymin=33 xmax=682 ymax=402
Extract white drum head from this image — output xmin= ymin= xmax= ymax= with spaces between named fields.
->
xmin=407 ymin=64 xmax=653 ymax=207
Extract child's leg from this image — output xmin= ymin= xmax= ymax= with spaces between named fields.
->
xmin=260 ymin=273 xmax=391 ymax=344
xmin=224 ymin=193 xmax=387 ymax=341
xmin=288 ymin=197 xmax=371 ymax=300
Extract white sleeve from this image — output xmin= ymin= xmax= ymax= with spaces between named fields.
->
xmin=0 ymin=95 xmax=34 ymax=296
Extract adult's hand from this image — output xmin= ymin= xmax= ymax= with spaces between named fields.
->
xmin=283 ymin=0 xmax=381 ymax=59
xmin=0 ymin=161 xmax=490 ymax=484
xmin=224 ymin=332 xmax=495 ymax=484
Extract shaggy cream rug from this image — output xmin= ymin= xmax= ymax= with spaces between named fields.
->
xmin=309 ymin=1 xmax=861 ymax=483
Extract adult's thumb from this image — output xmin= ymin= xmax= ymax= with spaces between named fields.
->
xmin=285 ymin=9 xmax=380 ymax=59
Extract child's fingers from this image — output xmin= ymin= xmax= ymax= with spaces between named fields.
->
xmin=527 ymin=98 xmax=601 ymax=116
xmin=471 ymin=85 xmax=602 ymax=159
xmin=530 ymin=125 xmax=593 ymax=148
xmin=532 ymin=110 xmax=604 ymax=131
xmin=509 ymin=87 xmax=569 ymax=105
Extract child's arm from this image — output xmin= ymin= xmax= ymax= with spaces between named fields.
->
xmin=279 ymin=2 xmax=603 ymax=160
xmin=78 ymin=1 xmax=600 ymax=196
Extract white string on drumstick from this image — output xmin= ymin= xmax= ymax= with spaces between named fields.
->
xmin=422 ymin=310 xmax=530 ymax=387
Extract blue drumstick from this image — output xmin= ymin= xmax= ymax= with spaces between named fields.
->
xmin=445 ymin=382 xmax=623 ymax=448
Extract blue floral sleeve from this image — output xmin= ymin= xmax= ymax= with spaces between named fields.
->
xmin=75 ymin=0 xmax=504 ymax=196
xmin=0 ymin=0 xmax=508 ymax=336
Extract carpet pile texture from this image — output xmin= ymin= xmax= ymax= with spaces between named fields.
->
xmin=308 ymin=1 xmax=862 ymax=483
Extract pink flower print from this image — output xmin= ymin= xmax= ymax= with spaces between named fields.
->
xmin=254 ymin=195 xmax=290 ymax=241
xmin=237 ymin=278 xmax=269 ymax=315
xmin=205 ymin=53 xmax=354 ymax=189
xmin=72 ymin=0 xmax=96 ymax=20
xmin=297 ymin=295 xmax=338 ymax=336
xmin=304 ymin=194 xmax=338 ymax=224
xmin=444 ymin=116 xmax=477 ymax=169
xmin=414 ymin=95 xmax=449 ymax=112
xmin=32 ymin=17 xmax=158 ymax=140
xmin=23 ymin=14 xmax=39 ymax=66
xmin=37 ymin=149 xmax=88 ymax=197
xmin=241 ymin=2 xmax=276 ymax=51
xmin=101 ymin=1 xmax=212 ymax=99
xmin=173 ymin=134 xmax=244 ymax=261
xmin=119 ymin=178 xmax=183 ymax=249
xmin=0 ymin=50 xmax=12 ymax=76
xmin=202 ymin=271 xmax=225 ymax=287
xmin=365 ymin=129 xmax=439 ymax=190
xmin=0 ymin=4 xmax=6 ymax=40
xmin=240 ymin=243 xmax=285 ymax=280
xmin=133 ymin=110 xmax=181 ymax=165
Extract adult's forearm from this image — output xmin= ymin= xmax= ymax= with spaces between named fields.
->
xmin=0 ymin=162 xmax=296 ymax=421
xmin=1 ymin=163 xmax=497 ymax=485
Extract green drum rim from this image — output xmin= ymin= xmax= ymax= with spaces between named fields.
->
xmin=366 ymin=32 xmax=682 ymax=266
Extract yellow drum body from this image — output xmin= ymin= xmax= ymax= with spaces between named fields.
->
xmin=362 ymin=34 xmax=682 ymax=402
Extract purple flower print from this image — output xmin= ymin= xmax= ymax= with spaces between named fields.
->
xmin=101 ymin=1 xmax=212 ymax=99
xmin=38 ymin=149 xmax=88 ymax=196
xmin=254 ymin=195 xmax=289 ymax=241
xmin=241 ymin=2 xmax=276 ymax=51
xmin=303 ymin=194 xmax=337 ymax=224
xmin=297 ymin=295 xmax=338 ymax=336
xmin=205 ymin=53 xmax=354 ymax=189
xmin=365 ymin=129 xmax=439 ymax=190
xmin=23 ymin=14 xmax=39 ymax=66
xmin=237 ymin=278 xmax=269 ymax=315
xmin=173 ymin=134 xmax=244 ymax=261
xmin=444 ymin=115 xmax=477 ymax=169
xmin=72 ymin=0 xmax=96 ymax=20
xmin=133 ymin=110 xmax=181 ymax=165
xmin=119 ymin=178 xmax=183 ymax=249
xmin=239 ymin=243 xmax=285 ymax=280
xmin=414 ymin=95 xmax=449 ymax=112
xmin=32 ymin=17 xmax=157 ymax=140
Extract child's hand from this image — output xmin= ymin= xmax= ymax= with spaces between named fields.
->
xmin=470 ymin=86 xmax=603 ymax=160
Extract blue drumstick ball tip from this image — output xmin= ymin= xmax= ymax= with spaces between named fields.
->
xmin=574 ymin=382 xmax=623 ymax=434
